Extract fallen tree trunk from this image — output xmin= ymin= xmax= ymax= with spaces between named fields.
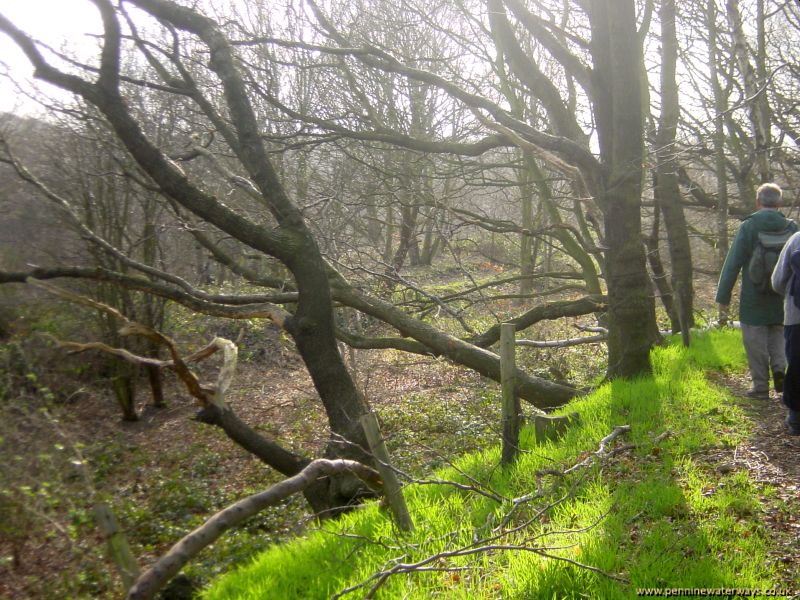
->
xmin=331 ymin=278 xmax=584 ymax=409
xmin=8 ymin=266 xmax=591 ymax=410
xmin=126 ymin=459 xmax=383 ymax=600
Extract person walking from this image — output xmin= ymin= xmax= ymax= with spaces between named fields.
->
xmin=771 ymin=228 xmax=800 ymax=434
xmin=716 ymin=183 xmax=797 ymax=399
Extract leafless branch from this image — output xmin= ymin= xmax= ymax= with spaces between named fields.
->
xmin=331 ymin=425 xmax=633 ymax=598
xmin=127 ymin=459 xmax=383 ymax=600
xmin=516 ymin=334 xmax=607 ymax=348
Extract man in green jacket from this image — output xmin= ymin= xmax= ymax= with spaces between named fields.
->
xmin=716 ymin=183 xmax=797 ymax=399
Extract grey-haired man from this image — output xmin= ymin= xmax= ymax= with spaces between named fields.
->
xmin=716 ymin=183 xmax=797 ymax=398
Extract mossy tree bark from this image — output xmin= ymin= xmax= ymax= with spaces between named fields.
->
xmin=589 ymin=0 xmax=658 ymax=377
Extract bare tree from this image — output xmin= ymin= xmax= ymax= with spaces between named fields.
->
xmin=0 ymin=0 xmax=591 ymax=511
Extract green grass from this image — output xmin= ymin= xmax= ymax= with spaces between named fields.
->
xmin=204 ymin=328 xmax=778 ymax=599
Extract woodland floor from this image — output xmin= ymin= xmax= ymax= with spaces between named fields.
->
xmin=0 ymin=339 xmax=496 ymax=599
xmin=706 ymin=370 xmax=800 ymax=589
xmin=4 ymin=339 xmax=800 ymax=597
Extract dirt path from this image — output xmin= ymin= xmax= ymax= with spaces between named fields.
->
xmin=709 ymin=371 xmax=800 ymax=587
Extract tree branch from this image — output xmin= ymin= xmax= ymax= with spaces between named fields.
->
xmin=333 ymin=438 xmax=630 ymax=600
xmin=469 ymin=296 xmax=606 ymax=348
xmin=29 ymin=279 xmax=315 ymax=483
xmin=0 ymin=268 xmax=295 ymax=325
xmin=126 ymin=459 xmax=383 ymax=600
xmin=303 ymin=0 xmax=601 ymax=176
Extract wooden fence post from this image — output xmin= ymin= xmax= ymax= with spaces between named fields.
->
xmin=500 ymin=323 xmax=520 ymax=466
xmin=360 ymin=412 xmax=414 ymax=532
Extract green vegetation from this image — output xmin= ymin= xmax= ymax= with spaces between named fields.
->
xmin=204 ymin=329 xmax=777 ymax=599
xmin=0 ymin=319 xmax=308 ymax=597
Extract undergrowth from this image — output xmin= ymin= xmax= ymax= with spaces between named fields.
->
xmin=204 ymin=328 xmax=780 ymax=599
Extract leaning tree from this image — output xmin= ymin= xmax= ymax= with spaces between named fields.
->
xmin=0 ymin=0 xmax=610 ymax=513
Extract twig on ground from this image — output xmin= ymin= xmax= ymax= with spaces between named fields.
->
xmin=127 ymin=459 xmax=382 ymax=600
xmin=334 ymin=425 xmax=634 ymax=598
xmin=330 ymin=432 xmax=508 ymax=504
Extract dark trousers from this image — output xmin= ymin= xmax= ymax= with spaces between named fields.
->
xmin=783 ymin=324 xmax=800 ymax=410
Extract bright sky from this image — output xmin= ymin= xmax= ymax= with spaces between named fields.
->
xmin=0 ymin=0 xmax=102 ymax=115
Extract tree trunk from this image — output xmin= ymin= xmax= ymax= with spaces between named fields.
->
xmin=531 ymin=159 xmax=602 ymax=295
xmin=418 ymin=204 xmax=439 ymax=267
xmin=655 ymin=0 xmax=693 ymax=342
xmin=726 ymin=0 xmax=772 ymax=182
xmin=708 ymin=0 xmax=730 ymax=271
xmin=145 ymin=364 xmax=165 ymax=408
xmin=644 ymin=199 xmax=679 ymax=331
xmin=112 ymin=367 xmax=138 ymax=422
xmin=519 ymin=151 xmax=536 ymax=299
xmin=383 ymin=203 xmax=395 ymax=264
xmin=83 ymin=0 xmax=372 ymax=513
xmin=365 ymin=200 xmax=382 ymax=248
xmin=392 ymin=200 xmax=419 ymax=272
xmin=590 ymin=0 xmax=658 ymax=378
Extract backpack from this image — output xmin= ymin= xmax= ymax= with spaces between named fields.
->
xmin=790 ymin=249 xmax=800 ymax=309
xmin=748 ymin=225 xmax=795 ymax=294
